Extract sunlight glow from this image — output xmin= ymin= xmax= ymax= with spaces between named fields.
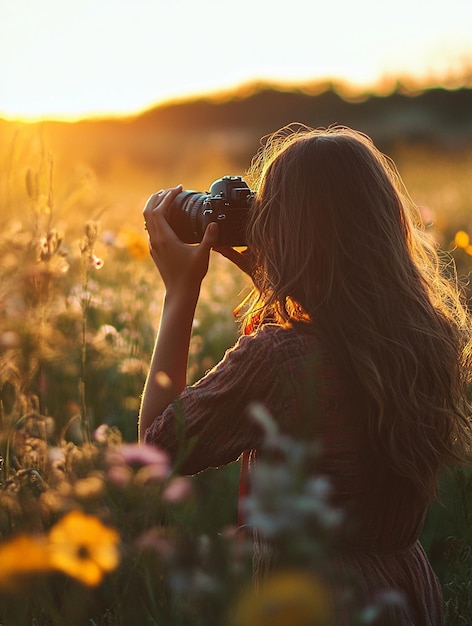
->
xmin=1 ymin=0 xmax=472 ymax=121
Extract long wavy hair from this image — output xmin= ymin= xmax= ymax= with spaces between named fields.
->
xmin=243 ymin=123 xmax=472 ymax=498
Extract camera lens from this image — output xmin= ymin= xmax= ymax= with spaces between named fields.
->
xmin=167 ymin=177 xmax=254 ymax=246
xmin=167 ymin=191 xmax=208 ymax=244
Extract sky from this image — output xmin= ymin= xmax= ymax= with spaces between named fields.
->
xmin=1 ymin=0 xmax=471 ymax=121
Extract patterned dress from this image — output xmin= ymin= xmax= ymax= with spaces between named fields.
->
xmin=144 ymin=323 xmax=445 ymax=625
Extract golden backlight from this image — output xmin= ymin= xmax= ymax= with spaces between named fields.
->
xmin=1 ymin=0 xmax=472 ymax=122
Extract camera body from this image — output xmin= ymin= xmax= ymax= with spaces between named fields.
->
xmin=168 ymin=176 xmax=254 ymax=246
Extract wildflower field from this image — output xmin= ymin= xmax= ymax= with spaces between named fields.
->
xmin=0 ymin=121 xmax=472 ymax=625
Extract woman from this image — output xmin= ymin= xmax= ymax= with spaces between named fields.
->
xmin=139 ymin=125 xmax=472 ymax=624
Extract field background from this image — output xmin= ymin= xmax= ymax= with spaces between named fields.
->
xmin=1 ymin=83 xmax=472 ymax=623
xmin=2 ymin=83 xmax=472 ymax=237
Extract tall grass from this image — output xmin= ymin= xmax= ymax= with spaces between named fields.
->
xmin=0 ymin=128 xmax=471 ymax=624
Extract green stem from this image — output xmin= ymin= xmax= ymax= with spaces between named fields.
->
xmin=80 ymin=294 xmax=91 ymax=444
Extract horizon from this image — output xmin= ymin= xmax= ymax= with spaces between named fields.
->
xmin=2 ymin=72 xmax=472 ymax=125
xmin=2 ymin=0 xmax=472 ymax=123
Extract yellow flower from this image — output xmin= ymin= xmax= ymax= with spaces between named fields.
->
xmin=455 ymin=230 xmax=470 ymax=249
xmin=118 ymin=226 xmax=149 ymax=260
xmin=48 ymin=511 xmax=120 ymax=587
xmin=0 ymin=534 xmax=51 ymax=591
xmin=231 ymin=570 xmax=333 ymax=626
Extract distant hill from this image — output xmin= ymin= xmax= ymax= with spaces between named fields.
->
xmin=2 ymin=85 xmax=472 ymax=176
xmin=135 ymin=85 xmax=472 ymax=144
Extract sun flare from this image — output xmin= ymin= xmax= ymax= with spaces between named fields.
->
xmin=1 ymin=0 xmax=472 ymax=122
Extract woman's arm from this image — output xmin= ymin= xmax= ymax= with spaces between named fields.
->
xmin=139 ymin=288 xmax=199 ymax=440
xmin=138 ymin=186 xmax=218 ymax=441
xmin=143 ymin=329 xmax=278 ymax=474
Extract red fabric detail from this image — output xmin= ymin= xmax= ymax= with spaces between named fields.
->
xmin=237 ymin=312 xmax=260 ymax=527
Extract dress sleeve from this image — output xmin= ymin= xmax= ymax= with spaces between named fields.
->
xmin=143 ymin=329 xmax=280 ymax=475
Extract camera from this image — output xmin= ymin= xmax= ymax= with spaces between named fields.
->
xmin=167 ymin=176 xmax=254 ymax=246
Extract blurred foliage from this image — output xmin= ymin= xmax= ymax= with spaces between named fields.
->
xmin=0 ymin=95 xmax=471 ymax=623
xmin=0 ymin=405 xmax=410 ymax=625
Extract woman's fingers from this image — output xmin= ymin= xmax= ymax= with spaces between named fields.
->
xmin=200 ymin=221 xmax=219 ymax=250
xmin=142 ymin=185 xmax=219 ymax=291
xmin=143 ymin=186 xmax=182 ymax=240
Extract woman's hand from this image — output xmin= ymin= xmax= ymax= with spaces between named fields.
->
xmin=143 ymin=186 xmax=219 ymax=296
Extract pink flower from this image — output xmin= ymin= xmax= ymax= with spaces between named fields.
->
xmin=136 ymin=528 xmax=176 ymax=560
xmin=106 ymin=444 xmax=171 ymax=483
xmin=163 ymin=477 xmax=193 ymax=503
xmin=120 ymin=444 xmax=170 ymax=469
xmin=94 ymin=424 xmax=109 ymax=444
xmin=107 ymin=464 xmax=132 ymax=487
